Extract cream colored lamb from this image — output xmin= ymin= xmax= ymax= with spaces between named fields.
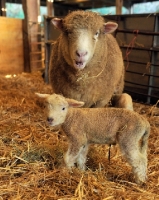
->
xmin=36 ymin=93 xmax=150 ymax=185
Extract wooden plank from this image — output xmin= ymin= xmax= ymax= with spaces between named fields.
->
xmin=0 ymin=17 xmax=24 ymax=74
xmin=22 ymin=0 xmax=43 ymax=72
xmin=22 ymin=0 xmax=31 ymax=72
xmin=116 ymin=0 xmax=123 ymax=14
xmin=0 ymin=0 xmax=6 ymax=16
xmin=47 ymin=1 xmax=54 ymax=16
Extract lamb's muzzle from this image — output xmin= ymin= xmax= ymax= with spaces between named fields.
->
xmin=47 ymin=117 xmax=54 ymax=125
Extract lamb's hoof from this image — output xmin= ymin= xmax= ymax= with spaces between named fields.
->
xmin=77 ymin=164 xmax=86 ymax=171
xmin=135 ymin=177 xmax=147 ymax=186
xmin=66 ymin=165 xmax=76 ymax=173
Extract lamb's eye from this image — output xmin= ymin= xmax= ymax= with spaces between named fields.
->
xmin=62 ymin=107 xmax=65 ymax=110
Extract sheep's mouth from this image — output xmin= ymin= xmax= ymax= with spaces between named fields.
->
xmin=74 ymin=61 xmax=85 ymax=69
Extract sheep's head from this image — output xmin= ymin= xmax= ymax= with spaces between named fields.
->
xmin=51 ymin=11 xmax=118 ymax=70
xmin=36 ymin=93 xmax=84 ymax=126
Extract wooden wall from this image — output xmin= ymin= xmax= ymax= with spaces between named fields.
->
xmin=0 ymin=17 xmax=24 ymax=74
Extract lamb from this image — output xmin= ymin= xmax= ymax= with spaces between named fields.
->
xmin=36 ymin=93 xmax=150 ymax=185
xmin=111 ymin=93 xmax=134 ymax=111
xmin=49 ymin=10 xmax=125 ymax=108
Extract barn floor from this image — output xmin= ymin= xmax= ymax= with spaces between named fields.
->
xmin=0 ymin=72 xmax=159 ymax=200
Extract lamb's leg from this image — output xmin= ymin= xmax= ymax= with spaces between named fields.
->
xmin=112 ymin=93 xmax=133 ymax=110
xmin=64 ymin=144 xmax=84 ymax=169
xmin=140 ymin=128 xmax=150 ymax=157
xmin=76 ymin=144 xmax=89 ymax=170
xmin=132 ymin=155 xmax=147 ymax=185
xmin=119 ymin=143 xmax=147 ymax=184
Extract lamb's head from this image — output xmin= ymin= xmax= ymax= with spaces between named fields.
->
xmin=36 ymin=93 xmax=84 ymax=126
xmin=52 ymin=10 xmax=118 ymax=70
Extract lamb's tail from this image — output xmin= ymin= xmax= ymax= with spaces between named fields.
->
xmin=140 ymin=121 xmax=150 ymax=155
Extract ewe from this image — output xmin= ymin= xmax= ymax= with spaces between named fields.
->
xmin=36 ymin=93 xmax=150 ymax=185
xmin=49 ymin=10 xmax=125 ymax=108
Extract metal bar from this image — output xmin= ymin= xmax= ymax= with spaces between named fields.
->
xmin=117 ymin=28 xmax=159 ymax=36
xmin=44 ymin=43 xmax=51 ymax=84
xmin=147 ymin=15 xmax=159 ymax=103
xmin=125 ymin=80 xmax=159 ymax=89
xmin=126 ymin=70 xmax=159 ymax=78
xmin=124 ymin=89 xmax=159 ymax=99
xmin=120 ymin=45 xmax=159 ymax=52
xmin=124 ymin=60 xmax=159 ymax=67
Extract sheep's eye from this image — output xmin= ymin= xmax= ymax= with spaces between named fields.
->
xmin=62 ymin=107 xmax=65 ymax=110
xmin=95 ymin=31 xmax=99 ymax=36
xmin=65 ymin=30 xmax=72 ymax=35
xmin=94 ymin=31 xmax=99 ymax=40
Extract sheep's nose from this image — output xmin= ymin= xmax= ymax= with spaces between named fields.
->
xmin=76 ymin=50 xmax=87 ymax=57
xmin=47 ymin=117 xmax=53 ymax=123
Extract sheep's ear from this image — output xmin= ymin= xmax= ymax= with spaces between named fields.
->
xmin=35 ymin=93 xmax=50 ymax=99
xmin=51 ymin=18 xmax=63 ymax=31
xmin=103 ymin=22 xmax=118 ymax=34
xmin=66 ymin=98 xmax=85 ymax=108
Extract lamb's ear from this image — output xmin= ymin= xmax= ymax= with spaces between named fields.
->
xmin=66 ymin=98 xmax=85 ymax=108
xmin=103 ymin=22 xmax=118 ymax=34
xmin=51 ymin=18 xmax=63 ymax=31
xmin=35 ymin=93 xmax=50 ymax=99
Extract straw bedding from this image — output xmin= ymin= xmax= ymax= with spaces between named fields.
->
xmin=0 ymin=72 xmax=159 ymax=200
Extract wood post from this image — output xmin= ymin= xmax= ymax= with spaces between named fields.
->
xmin=116 ymin=0 xmax=123 ymax=15
xmin=22 ymin=0 xmax=31 ymax=72
xmin=47 ymin=0 xmax=54 ymax=16
xmin=22 ymin=0 xmax=42 ymax=72
xmin=0 ymin=0 xmax=6 ymax=16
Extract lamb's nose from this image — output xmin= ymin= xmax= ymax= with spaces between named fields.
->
xmin=76 ymin=50 xmax=87 ymax=57
xmin=47 ymin=117 xmax=53 ymax=123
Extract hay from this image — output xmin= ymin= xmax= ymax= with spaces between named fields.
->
xmin=0 ymin=72 xmax=159 ymax=200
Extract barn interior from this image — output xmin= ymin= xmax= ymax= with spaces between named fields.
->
xmin=0 ymin=0 xmax=159 ymax=199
